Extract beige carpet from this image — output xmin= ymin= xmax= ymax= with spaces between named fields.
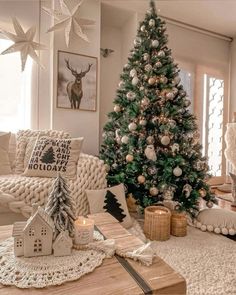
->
xmin=217 ymin=193 xmax=234 ymax=202
xmin=130 ymin=220 xmax=236 ymax=295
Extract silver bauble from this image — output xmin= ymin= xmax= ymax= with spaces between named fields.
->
xmin=151 ymin=40 xmax=159 ymax=48
xmin=132 ymin=77 xmax=139 ymax=86
xmin=161 ymin=135 xmax=170 ymax=146
xmin=169 ymin=120 xmax=176 ymax=128
xmin=128 ymin=122 xmax=137 ymax=131
xmin=146 ymin=136 xmax=154 ymax=144
xmin=126 ymin=91 xmax=136 ymax=100
xmin=157 ymin=50 xmax=165 ymax=57
xmin=139 ymin=86 xmax=145 ymax=91
xmin=130 ymin=69 xmax=137 ymax=77
xmin=149 ymin=187 xmax=159 ymax=196
xmin=121 ymin=135 xmax=129 ymax=144
xmin=166 ymin=91 xmax=175 ymax=100
xmin=155 ymin=61 xmax=162 ymax=68
xmin=140 ymin=25 xmax=146 ymax=32
xmin=145 ymin=64 xmax=152 ymax=72
xmin=114 ymin=105 xmax=121 ymax=112
xmin=143 ymin=53 xmax=149 ymax=61
xmin=118 ymin=81 xmax=125 ymax=89
xmin=149 ymin=19 xmax=155 ymax=27
xmin=173 ymin=166 xmax=182 ymax=177
xmin=141 ymin=97 xmax=150 ymax=107
xmin=147 ymin=166 xmax=157 ymax=175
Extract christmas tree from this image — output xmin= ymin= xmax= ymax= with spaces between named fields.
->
xmin=45 ymin=174 xmax=76 ymax=238
xmin=103 ymin=190 xmax=126 ymax=222
xmin=100 ymin=0 xmax=217 ymax=217
xmin=41 ymin=147 xmax=55 ymax=164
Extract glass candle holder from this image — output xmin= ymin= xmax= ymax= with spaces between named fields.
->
xmin=74 ymin=217 xmax=94 ymax=245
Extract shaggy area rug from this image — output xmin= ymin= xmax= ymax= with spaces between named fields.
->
xmin=130 ymin=220 xmax=236 ymax=295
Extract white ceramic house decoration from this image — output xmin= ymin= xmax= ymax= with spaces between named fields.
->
xmin=12 ymin=204 xmax=55 ymax=257
xmin=53 ymin=230 xmax=73 ymax=256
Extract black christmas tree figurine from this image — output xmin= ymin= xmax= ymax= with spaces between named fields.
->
xmin=100 ymin=0 xmax=217 ymax=217
xmin=41 ymin=146 xmax=55 ymax=164
xmin=103 ymin=190 xmax=126 ymax=222
xmin=45 ymin=173 xmax=76 ymax=238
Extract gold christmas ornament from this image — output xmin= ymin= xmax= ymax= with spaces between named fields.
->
xmin=160 ymin=76 xmax=168 ymax=84
xmin=137 ymin=175 xmax=146 ymax=184
xmin=128 ymin=122 xmax=137 ymax=131
xmin=146 ymin=136 xmax=155 ymax=144
xmin=148 ymin=77 xmax=156 ymax=85
xmin=155 ymin=61 xmax=162 ymax=68
xmin=126 ymin=154 xmax=134 ymax=162
xmin=141 ymin=97 xmax=150 ymax=107
xmin=114 ymin=105 xmax=121 ymax=112
xmin=199 ymin=188 xmax=207 ymax=198
xmin=173 ymin=166 xmax=182 ymax=177
xmin=166 ymin=91 xmax=175 ymax=100
xmin=161 ymin=135 xmax=170 ymax=146
xmin=149 ymin=187 xmax=159 ymax=196
xmin=145 ymin=64 xmax=152 ymax=72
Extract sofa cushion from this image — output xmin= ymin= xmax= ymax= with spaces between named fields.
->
xmin=0 ymin=132 xmax=12 ymax=175
xmin=24 ymin=136 xmax=83 ymax=179
xmin=15 ymin=129 xmax=70 ymax=174
xmin=86 ymin=184 xmax=132 ymax=229
xmin=195 ymin=208 xmax=236 ymax=235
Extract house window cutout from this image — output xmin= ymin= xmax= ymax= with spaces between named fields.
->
xmin=29 ymin=227 xmax=35 ymax=236
xmin=16 ymin=238 xmax=23 ymax=247
xmin=41 ymin=227 xmax=47 ymax=236
xmin=33 ymin=239 xmax=42 ymax=253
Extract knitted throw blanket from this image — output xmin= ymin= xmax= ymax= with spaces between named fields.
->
xmin=0 ymin=154 xmax=107 ymax=217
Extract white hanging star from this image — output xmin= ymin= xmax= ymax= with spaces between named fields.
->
xmin=0 ymin=17 xmax=46 ymax=71
xmin=43 ymin=0 xmax=95 ymax=47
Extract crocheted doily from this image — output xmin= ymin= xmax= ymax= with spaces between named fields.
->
xmin=0 ymin=232 xmax=107 ymax=288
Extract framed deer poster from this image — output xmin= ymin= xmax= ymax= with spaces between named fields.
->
xmin=57 ymin=51 xmax=97 ymax=111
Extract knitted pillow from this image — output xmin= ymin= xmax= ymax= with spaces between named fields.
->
xmin=0 ymin=132 xmax=11 ymax=175
xmin=195 ymin=208 xmax=236 ymax=235
xmin=86 ymin=184 xmax=133 ymax=229
xmin=15 ymin=130 xmax=70 ymax=174
xmin=24 ymin=136 xmax=84 ymax=179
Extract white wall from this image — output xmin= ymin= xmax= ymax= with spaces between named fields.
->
xmin=100 ymin=25 xmax=122 ymax=143
xmin=230 ymin=39 xmax=236 ymax=120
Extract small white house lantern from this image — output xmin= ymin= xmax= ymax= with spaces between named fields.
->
xmin=53 ymin=230 xmax=73 ymax=257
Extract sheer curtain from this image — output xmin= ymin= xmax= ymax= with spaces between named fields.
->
xmin=0 ymin=39 xmax=33 ymax=132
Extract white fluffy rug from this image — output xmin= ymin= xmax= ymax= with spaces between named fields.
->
xmin=130 ymin=220 xmax=236 ymax=295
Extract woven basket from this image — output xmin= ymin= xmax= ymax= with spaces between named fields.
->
xmin=171 ymin=212 xmax=187 ymax=237
xmin=144 ymin=206 xmax=171 ymax=241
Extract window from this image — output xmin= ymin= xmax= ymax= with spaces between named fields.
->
xmin=0 ymin=39 xmax=33 ymax=132
xmin=33 ymin=239 xmax=42 ymax=253
xmin=41 ymin=227 xmax=47 ymax=236
xmin=29 ymin=227 xmax=35 ymax=236
xmin=16 ymin=238 xmax=23 ymax=247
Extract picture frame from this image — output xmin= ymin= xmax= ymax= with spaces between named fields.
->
xmin=57 ymin=50 xmax=97 ymax=111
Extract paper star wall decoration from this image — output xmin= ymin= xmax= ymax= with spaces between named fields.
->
xmin=0 ymin=17 xmax=46 ymax=71
xmin=43 ymin=0 xmax=95 ymax=47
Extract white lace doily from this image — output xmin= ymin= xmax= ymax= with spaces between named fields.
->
xmin=0 ymin=232 xmax=107 ymax=289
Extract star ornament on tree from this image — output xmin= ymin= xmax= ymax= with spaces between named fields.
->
xmin=0 ymin=17 xmax=46 ymax=71
xmin=43 ymin=0 xmax=95 ymax=47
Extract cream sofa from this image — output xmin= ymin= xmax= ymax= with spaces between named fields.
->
xmin=0 ymin=132 xmax=107 ymax=225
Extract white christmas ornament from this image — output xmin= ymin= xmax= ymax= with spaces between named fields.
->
xmin=144 ymin=64 xmax=152 ymax=72
xmin=134 ymin=37 xmax=142 ymax=47
xmin=121 ymin=135 xmax=129 ymax=144
xmin=173 ymin=166 xmax=182 ymax=177
xmin=118 ymin=81 xmax=125 ymax=89
xmin=146 ymin=136 xmax=154 ymax=144
xmin=128 ymin=122 xmax=137 ymax=131
xmin=161 ymin=135 xmax=170 ymax=146
xmin=173 ymin=75 xmax=181 ymax=85
xmin=130 ymin=69 xmax=137 ymax=77
xmin=132 ymin=77 xmax=139 ymax=86
xmin=114 ymin=105 xmax=121 ymax=112
xmin=0 ymin=17 xmax=46 ymax=71
xmin=139 ymin=119 xmax=147 ymax=126
xmin=151 ymin=40 xmax=159 ymax=48
xmin=149 ymin=19 xmax=155 ymax=27
xmin=166 ymin=92 xmax=175 ymax=100
xmin=171 ymin=143 xmax=179 ymax=153
xmin=43 ymin=0 xmax=95 ymax=47
xmin=157 ymin=50 xmax=165 ymax=57
xmin=141 ymin=97 xmax=150 ymax=107
xmin=149 ymin=187 xmax=159 ymax=196
xmin=140 ymin=25 xmax=146 ymax=32
xmin=126 ymin=91 xmax=136 ymax=100
xmin=143 ymin=53 xmax=149 ymax=61
xmin=144 ymin=145 xmax=157 ymax=161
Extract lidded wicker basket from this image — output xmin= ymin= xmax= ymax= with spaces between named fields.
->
xmin=144 ymin=206 xmax=171 ymax=241
xmin=171 ymin=212 xmax=187 ymax=237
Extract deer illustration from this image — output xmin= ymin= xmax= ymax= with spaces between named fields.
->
xmin=65 ymin=59 xmax=93 ymax=109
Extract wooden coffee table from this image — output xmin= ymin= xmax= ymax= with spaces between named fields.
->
xmin=0 ymin=213 xmax=186 ymax=294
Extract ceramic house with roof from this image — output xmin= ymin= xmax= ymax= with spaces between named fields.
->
xmin=12 ymin=204 xmax=55 ymax=257
xmin=53 ymin=230 xmax=73 ymax=256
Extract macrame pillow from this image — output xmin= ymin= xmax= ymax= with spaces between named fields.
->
xmin=0 ymin=132 xmax=12 ymax=175
xmin=86 ymin=184 xmax=133 ymax=229
xmin=195 ymin=208 xmax=236 ymax=235
xmin=15 ymin=129 xmax=70 ymax=174
xmin=24 ymin=136 xmax=84 ymax=179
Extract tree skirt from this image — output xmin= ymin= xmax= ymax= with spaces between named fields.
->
xmin=0 ymin=232 xmax=108 ymax=288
